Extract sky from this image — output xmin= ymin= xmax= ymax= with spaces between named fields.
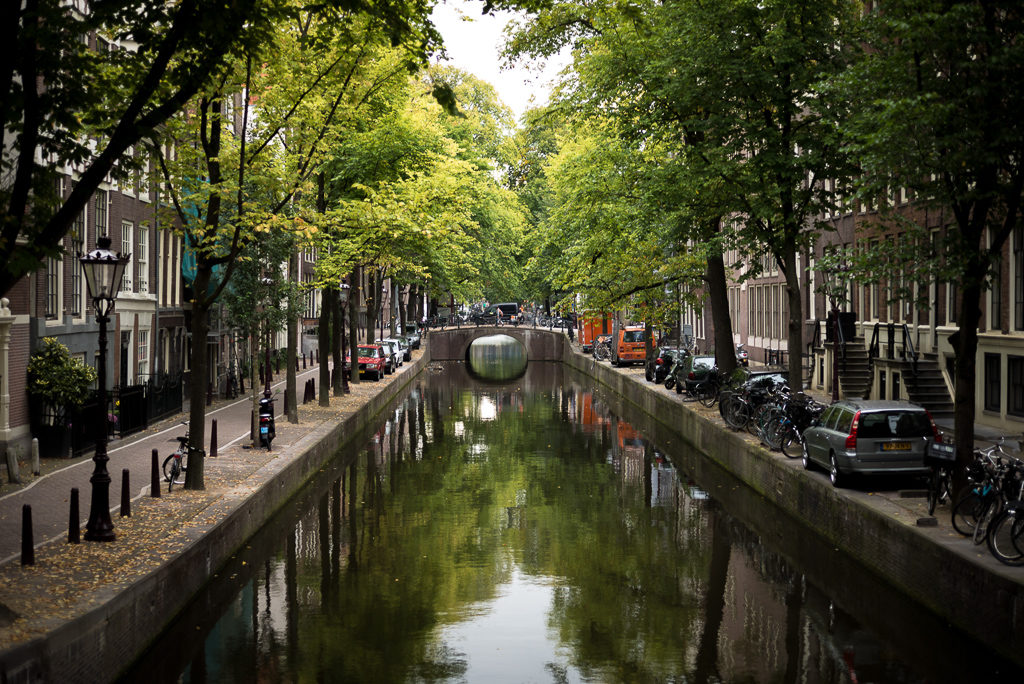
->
xmin=429 ymin=0 xmax=569 ymax=123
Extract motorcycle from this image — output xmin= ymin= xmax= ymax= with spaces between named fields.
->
xmin=258 ymin=390 xmax=276 ymax=449
xmin=736 ymin=343 xmax=749 ymax=367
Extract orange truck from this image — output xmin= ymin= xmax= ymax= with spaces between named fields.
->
xmin=611 ymin=324 xmax=646 ymax=366
xmin=578 ymin=313 xmax=613 ymax=353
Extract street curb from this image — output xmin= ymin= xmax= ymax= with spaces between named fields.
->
xmin=562 ymin=347 xmax=1024 ymax=667
xmin=0 ymin=354 xmax=427 ymax=684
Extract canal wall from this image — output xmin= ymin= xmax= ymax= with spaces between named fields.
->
xmin=0 ymin=356 xmax=426 ymax=684
xmin=560 ymin=347 xmax=1024 ymax=666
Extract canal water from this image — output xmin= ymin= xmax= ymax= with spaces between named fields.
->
xmin=124 ymin=362 xmax=1023 ymax=683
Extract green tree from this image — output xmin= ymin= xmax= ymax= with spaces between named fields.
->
xmin=507 ymin=0 xmax=858 ymax=382
xmin=157 ymin=3 xmax=440 ymax=489
xmin=832 ymin=0 xmax=1024 ymax=467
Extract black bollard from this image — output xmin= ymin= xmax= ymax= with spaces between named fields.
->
xmin=295 ymin=357 xmax=299 ymax=371
xmin=210 ymin=419 xmax=218 ymax=458
xmin=22 ymin=505 xmax=34 ymax=565
xmin=120 ymin=469 xmax=131 ymax=517
xmin=303 ymin=352 xmax=307 ymax=369
xmin=69 ymin=489 xmax=80 ymax=543
xmin=151 ymin=449 xmax=160 ymax=498
xmin=239 ymin=373 xmax=244 ymax=394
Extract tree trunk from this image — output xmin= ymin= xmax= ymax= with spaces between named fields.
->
xmin=365 ymin=270 xmax=378 ymax=343
xmin=185 ymin=270 xmax=210 ymax=490
xmin=953 ymin=272 xmax=983 ymax=484
xmin=318 ymin=287 xmax=332 ymax=406
xmin=783 ymin=246 xmax=805 ymax=391
xmin=332 ymin=287 xmax=343 ymax=395
xmin=349 ymin=267 xmax=361 ymax=386
xmin=286 ymin=248 xmax=298 ymax=423
xmin=705 ymin=232 xmax=736 ymax=377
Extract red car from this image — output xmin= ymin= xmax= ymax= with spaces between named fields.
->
xmin=345 ymin=344 xmax=387 ymax=380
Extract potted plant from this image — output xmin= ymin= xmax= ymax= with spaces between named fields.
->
xmin=27 ymin=337 xmax=96 ymax=457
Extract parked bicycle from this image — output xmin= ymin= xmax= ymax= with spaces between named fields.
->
xmin=951 ymin=437 xmax=1016 ymax=543
xmin=163 ymin=422 xmax=202 ymax=492
xmin=924 ymin=438 xmax=956 ymax=516
xmin=593 ymin=335 xmax=613 ymax=362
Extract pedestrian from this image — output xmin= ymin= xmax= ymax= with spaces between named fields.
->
xmin=497 ymin=309 xmax=503 ymax=326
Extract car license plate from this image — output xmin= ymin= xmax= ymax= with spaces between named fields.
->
xmin=260 ymin=426 xmax=269 ymax=435
xmin=882 ymin=441 xmax=911 ymax=451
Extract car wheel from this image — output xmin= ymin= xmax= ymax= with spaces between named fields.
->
xmin=829 ymin=452 xmax=845 ymax=488
xmin=801 ymin=440 xmax=814 ymax=470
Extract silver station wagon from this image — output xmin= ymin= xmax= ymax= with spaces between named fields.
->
xmin=801 ymin=399 xmax=941 ymax=487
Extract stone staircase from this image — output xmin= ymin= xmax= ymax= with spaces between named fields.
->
xmin=834 ymin=339 xmax=872 ymax=399
xmin=900 ymin=353 xmax=954 ymax=421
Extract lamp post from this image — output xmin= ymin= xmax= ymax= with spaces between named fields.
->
xmin=79 ymin=235 xmax=130 ymax=542
xmin=339 ymin=281 xmax=350 ymax=393
xmin=822 ymin=262 xmax=849 ymax=402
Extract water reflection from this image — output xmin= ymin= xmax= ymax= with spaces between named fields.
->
xmin=123 ymin=363 xmax=1023 ymax=684
xmin=467 ymin=334 xmax=527 ymax=381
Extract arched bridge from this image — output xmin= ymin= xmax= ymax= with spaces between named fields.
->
xmin=426 ymin=326 xmax=569 ymax=362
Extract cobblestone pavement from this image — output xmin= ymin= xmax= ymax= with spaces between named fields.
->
xmin=0 ymin=354 xmax=421 ymax=650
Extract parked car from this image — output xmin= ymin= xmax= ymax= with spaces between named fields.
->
xmin=374 ymin=339 xmax=400 ymax=373
xmin=472 ymin=302 xmax=520 ymax=325
xmin=346 ymin=344 xmax=387 ymax=380
xmin=646 ymin=347 xmax=684 ymax=384
xmin=670 ymin=354 xmax=717 ymax=395
xmin=611 ymin=325 xmax=646 ymax=366
xmin=801 ymin=399 xmax=940 ymax=487
xmin=403 ymin=324 xmax=421 ymax=349
xmin=384 ymin=336 xmax=411 ymax=362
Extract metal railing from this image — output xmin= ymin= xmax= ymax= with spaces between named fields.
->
xmin=867 ymin=321 xmax=918 ymax=375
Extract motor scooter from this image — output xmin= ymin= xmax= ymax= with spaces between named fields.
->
xmin=736 ymin=343 xmax=749 ymax=367
xmin=258 ymin=390 xmax=276 ymax=449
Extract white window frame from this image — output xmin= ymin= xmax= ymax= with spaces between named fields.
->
xmin=121 ymin=220 xmax=134 ymax=292
xmin=137 ymin=223 xmax=149 ymax=294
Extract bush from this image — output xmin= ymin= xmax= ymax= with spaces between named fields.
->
xmin=27 ymin=337 xmax=97 ymax=408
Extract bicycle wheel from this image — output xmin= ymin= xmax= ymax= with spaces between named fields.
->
xmin=952 ymin=490 xmax=984 ymax=536
xmin=162 ymin=453 xmax=178 ymax=482
xmin=927 ymin=467 xmax=941 ymax=516
xmin=698 ymin=383 xmax=719 ymax=408
xmin=747 ymin=404 xmax=771 ymax=437
xmin=986 ymin=509 xmax=1024 ymax=566
xmin=779 ymin=426 xmax=800 ymax=459
xmin=168 ymin=459 xmax=180 ymax=493
xmin=973 ymin=500 xmax=997 ymax=545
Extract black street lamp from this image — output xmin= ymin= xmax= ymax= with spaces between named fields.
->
xmin=822 ymin=262 xmax=849 ymax=403
xmin=79 ymin=235 xmax=130 ymax=542
xmin=340 ymin=281 xmax=350 ymax=393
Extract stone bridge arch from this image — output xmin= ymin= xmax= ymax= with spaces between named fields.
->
xmin=426 ymin=326 xmax=568 ymax=362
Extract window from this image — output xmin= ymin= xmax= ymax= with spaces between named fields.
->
xmin=138 ymin=330 xmax=149 ymax=381
xmin=70 ymin=204 xmax=85 ymax=317
xmin=94 ymin=190 xmax=109 ymax=236
xmin=1009 ymin=356 xmax=1024 ymax=417
xmin=45 ymin=255 xmax=60 ymax=319
xmin=121 ymin=220 xmax=134 ymax=292
xmin=985 ymin=354 xmax=1001 ymax=412
xmin=991 ymin=230 xmax=1002 ymax=330
xmin=137 ymin=224 xmax=148 ymax=293
xmin=1015 ymin=226 xmax=1024 ymax=331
